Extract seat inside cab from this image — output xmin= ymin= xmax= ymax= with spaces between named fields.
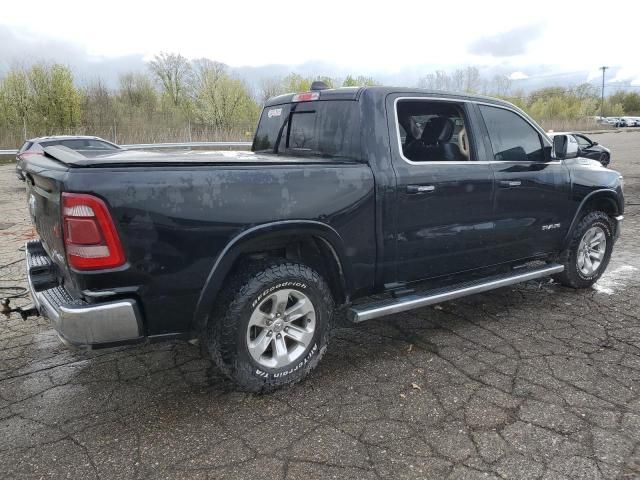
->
xmin=397 ymin=101 xmax=471 ymax=162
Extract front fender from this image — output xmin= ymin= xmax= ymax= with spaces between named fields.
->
xmin=562 ymin=188 xmax=622 ymax=249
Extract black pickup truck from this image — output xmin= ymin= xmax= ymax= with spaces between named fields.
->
xmin=19 ymin=86 xmax=624 ymax=392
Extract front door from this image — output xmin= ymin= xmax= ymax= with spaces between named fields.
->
xmin=476 ymin=104 xmax=571 ymax=262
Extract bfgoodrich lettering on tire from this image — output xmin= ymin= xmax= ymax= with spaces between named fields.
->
xmin=553 ymin=211 xmax=614 ymax=289
xmin=206 ymin=261 xmax=333 ymax=392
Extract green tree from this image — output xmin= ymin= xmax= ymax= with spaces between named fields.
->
xmin=342 ymin=75 xmax=379 ymax=87
xmin=118 ymin=72 xmax=158 ymax=117
xmin=48 ymin=64 xmax=82 ymax=129
xmin=1 ymin=68 xmax=30 ymax=138
xmin=609 ymin=90 xmax=640 ymax=115
xmin=190 ymin=59 xmax=259 ymax=130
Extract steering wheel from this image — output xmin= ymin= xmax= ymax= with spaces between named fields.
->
xmin=459 ymin=128 xmax=470 ymax=158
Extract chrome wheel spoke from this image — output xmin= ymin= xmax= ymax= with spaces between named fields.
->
xmin=273 ymin=335 xmax=289 ymax=366
xmin=250 ymin=329 xmax=272 ymax=356
xmin=589 ymin=249 xmax=604 ymax=261
xmin=285 ymin=298 xmax=313 ymax=322
xmin=590 ymin=232 xmax=604 ymax=246
xmin=577 ymin=252 xmax=586 ymax=269
xmin=584 ymin=254 xmax=593 ymax=272
xmin=270 ymin=290 xmax=290 ymax=315
xmin=248 ymin=308 xmax=270 ymax=328
xmin=284 ymin=324 xmax=314 ymax=345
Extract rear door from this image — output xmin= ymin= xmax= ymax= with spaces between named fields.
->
xmin=476 ymin=104 xmax=570 ymax=262
xmin=386 ymin=96 xmax=497 ymax=284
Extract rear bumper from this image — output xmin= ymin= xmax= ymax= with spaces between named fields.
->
xmin=26 ymin=240 xmax=144 ymax=348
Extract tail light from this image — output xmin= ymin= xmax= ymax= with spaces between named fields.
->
xmin=19 ymin=144 xmax=45 ymax=159
xmin=61 ymin=193 xmax=126 ymax=270
xmin=292 ymin=91 xmax=319 ymax=102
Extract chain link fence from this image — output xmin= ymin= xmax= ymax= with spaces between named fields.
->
xmin=0 ymin=122 xmax=257 ymax=150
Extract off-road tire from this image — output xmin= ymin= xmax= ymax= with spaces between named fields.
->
xmin=206 ymin=260 xmax=333 ymax=393
xmin=553 ymin=211 xmax=614 ymax=289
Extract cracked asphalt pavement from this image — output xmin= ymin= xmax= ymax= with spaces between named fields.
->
xmin=1 ymin=131 xmax=639 ymax=479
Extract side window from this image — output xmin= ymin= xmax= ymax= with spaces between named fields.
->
xmin=479 ymin=105 xmax=544 ymax=162
xmin=574 ymin=135 xmax=591 ymax=148
xmin=396 ymin=100 xmax=472 ymax=162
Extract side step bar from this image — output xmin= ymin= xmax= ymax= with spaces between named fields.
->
xmin=349 ymin=264 xmax=564 ymax=323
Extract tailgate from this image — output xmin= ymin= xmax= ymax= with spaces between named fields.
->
xmin=23 ymin=155 xmax=75 ymax=290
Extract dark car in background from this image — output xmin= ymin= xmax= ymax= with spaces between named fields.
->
xmin=549 ymin=132 xmax=611 ymax=166
xmin=15 ymin=136 xmax=121 ymax=180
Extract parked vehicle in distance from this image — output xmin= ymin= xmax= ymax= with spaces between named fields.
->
xmin=621 ymin=117 xmax=640 ymax=127
xmin=15 ymin=136 xmax=121 ymax=180
xmin=548 ymin=132 xmax=611 ymax=166
xmin=605 ymin=117 xmax=624 ymax=127
xmin=19 ymin=86 xmax=625 ymax=392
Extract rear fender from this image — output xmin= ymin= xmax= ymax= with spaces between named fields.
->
xmin=192 ymin=220 xmax=352 ymax=331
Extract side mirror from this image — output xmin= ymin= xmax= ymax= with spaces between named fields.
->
xmin=592 ymin=141 xmax=598 ymax=146
xmin=552 ymin=134 xmax=578 ymax=160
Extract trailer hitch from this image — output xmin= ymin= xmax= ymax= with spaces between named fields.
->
xmin=1 ymin=298 xmax=39 ymax=321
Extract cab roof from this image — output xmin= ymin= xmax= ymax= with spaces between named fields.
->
xmin=27 ymin=135 xmax=106 ymax=143
xmin=263 ymin=85 xmax=518 ymax=110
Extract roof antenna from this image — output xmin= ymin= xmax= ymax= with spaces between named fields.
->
xmin=310 ymin=81 xmax=330 ymax=91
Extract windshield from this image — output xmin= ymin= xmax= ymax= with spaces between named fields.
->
xmin=41 ymin=139 xmax=120 ymax=151
xmin=252 ymin=100 xmax=361 ymax=160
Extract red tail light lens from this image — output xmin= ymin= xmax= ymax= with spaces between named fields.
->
xmin=61 ymin=193 xmax=126 ymax=270
xmin=292 ymin=91 xmax=319 ymax=102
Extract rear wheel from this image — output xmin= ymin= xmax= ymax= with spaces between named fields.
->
xmin=206 ymin=261 xmax=333 ymax=392
xmin=553 ymin=211 xmax=614 ymax=288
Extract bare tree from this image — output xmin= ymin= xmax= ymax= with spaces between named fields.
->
xmin=418 ymin=70 xmax=452 ymax=91
xmin=488 ymin=74 xmax=512 ymax=96
xmin=258 ymin=77 xmax=285 ymax=104
xmin=149 ymin=52 xmax=191 ymax=107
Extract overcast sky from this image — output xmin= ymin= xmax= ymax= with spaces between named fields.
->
xmin=1 ymin=0 xmax=639 ymax=87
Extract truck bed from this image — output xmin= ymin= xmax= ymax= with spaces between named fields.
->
xmin=22 ymin=147 xmax=377 ymax=338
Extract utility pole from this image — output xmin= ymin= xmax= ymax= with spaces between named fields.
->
xmin=600 ymin=66 xmax=609 ymax=118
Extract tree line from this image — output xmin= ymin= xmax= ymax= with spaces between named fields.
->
xmin=1 ymin=57 xmax=639 ymax=147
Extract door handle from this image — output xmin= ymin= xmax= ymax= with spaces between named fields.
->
xmin=406 ymin=184 xmax=435 ymax=194
xmin=499 ymin=180 xmax=522 ymax=188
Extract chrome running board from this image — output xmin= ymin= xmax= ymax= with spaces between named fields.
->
xmin=349 ymin=264 xmax=564 ymax=323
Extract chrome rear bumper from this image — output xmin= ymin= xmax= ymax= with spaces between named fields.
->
xmin=26 ymin=240 xmax=143 ymax=348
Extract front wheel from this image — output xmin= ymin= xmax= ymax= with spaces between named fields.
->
xmin=553 ymin=211 xmax=614 ymax=289
xmin=206 ymin=261 xmax=334 ymax=392
xmin=599 ymin=153 xmax=610 ymax=167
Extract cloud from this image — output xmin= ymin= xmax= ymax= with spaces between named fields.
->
xmin=509 ymin=71 xmax=529 ymax=80
xmin=468 ymin=23 xmax=546 ymax=57
xmin=609 ymin=67 xmax=640 ymax=86
xmin=0 ymin=25 xmax=146 ymax=87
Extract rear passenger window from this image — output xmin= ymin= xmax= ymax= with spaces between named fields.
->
xmin=479 ymin=105 xmax=544 ymax=162
xmin=396 ymin=100 xmax=472 ymax=162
